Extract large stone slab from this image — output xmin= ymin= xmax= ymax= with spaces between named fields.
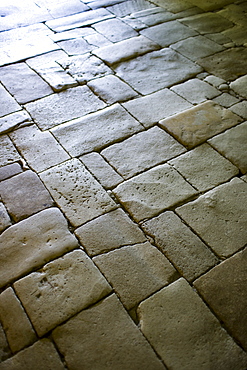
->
xmin=180 ymin=12 xmax=233 ymax=33
xmin=14 ymin=250 xmax=111 ymax=336
xmin=138 ymin=278 xmax=247 ymax=370
xmin=92 ymin=18 xmax=137 ymax=42
xmin=194 ymin=248 xmax=247 ymax=351
xmin=159 ymin=101 xmax=242 ymax=149
xmin=43 ymin=0 xmax=89 ymax=18
xmin=176 ymin=178 xmax=247 ymax=257
xmin=0 ymin=84 xmax=21 ymax=118
xmin=114 ymin=48 xmax=202 ymax=94
xmin=113 ymin=164 xmax=197 ymax=222
xmin=51 ymin=104 xmax=143 ymax=156
xmin=0 ymin=136 xmax=20 ymax=167
xmin=142 ymin=211 xmax=218 ymax=281
xmin=0 ymin=208 xmax=78 ymax=288
xmin=57 ymin=37 xmax=92 ymax=56
xmin=0 ymin=111 xmax=31 ymax=135
xmin=189 ymin=0 xmax=234 ymax=11
xmin=25 ymin=85 xmax=105 ymax=130
xmin=52 ymin=294 xmax=165 ymax=370
xmin=40 ymin=159 xmax=116 ymax=227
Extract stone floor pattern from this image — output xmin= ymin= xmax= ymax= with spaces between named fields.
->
xmin=0 ymin=0 xmax=247 ymax=368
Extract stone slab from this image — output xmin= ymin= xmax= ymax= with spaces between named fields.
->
xmin=57 ymin=38 xmax=92 ymax=56
xmin=213 ymin=93 xmax=239 ymax=108
xmin=180 ymin=12 xmax=233 ymax=34
xmin=189 ymin=0 xmax=234 ymax=11
xmin=208 ymin=121 xmax=247 ymax=174
xmin=0 ymin=136 xmax=20 ymax=167
xmin=176 ymin=178 xmax=247 ymax=257
xmin=44 ymin=0 xmax=89 ymax=18
xmin=0 ymin=170 xmax=53 ymax=222
xmin=51 ymin=104 xmax=143 ymax=156
xmin=75 ymin=208 xmax=146 ymax=256
xmin=101 ymin=126 xmax=186 ymax=179
xmin=84 ymin=32 xmax=112 ymax=48
xmin=159 ymin=101 xmax=242 ymax=149
xmin=113 ymin=164 xmax=197 ymax=222
xmin=0 ymin=84 xmax=21 ymax=118
xmin=230 ymin=75 xmax=247 ymax=99
xmin=52 ymin=294 xmax=165 ymax=370
xmin=132 ymin=7 xmax=177 ymax=27
xmin=194 ymin=248 xmax=247 ymax=351
xmin=93 ymin=18 xmax=137 ymax=42
xmin=0 ymin=163 xmax=22 ymax=181
xmin=218 ymin=4 xmax=247 ymax=27
xmin=148 ymin=0 xmax=192 ymax=13
xmin=223 ymin=25 xmax=247 ymax=46
xmin=25 ymin=85 xmax=105 ymax=130
xmin=10 ymin=125 xmax=70 ymax=173
xmin=0 ymin=203 xmax=11 ymax=233
xmin=114 ymin=48 xmax=202 ymax=95
xmin=138 ymin=278 xmax=247 ymax=370
xmin=40 ymin=159 xmax=116 ymax=227
xmin=14 ymin=250 xmax=111 ymax=336
xmin=0 ymin=288 xmax=36 ymax=353
xmin=0 ymin=111 xmax=32 ymax=135
xmin=0 ymin=325 xmax=11 ymax=363
xmin=107 ymin=0 xmax=156 ymax=16
xmin=230 ymin=101 xmax=247 ymax=119
xmin=0 ymin=208 xmax=78 ymax=288
xmin=142 ymin=211 xmax=218 ymax=281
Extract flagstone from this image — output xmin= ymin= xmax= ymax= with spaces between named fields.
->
xmin=0 ymin=163 xmax=22 ymax=182
xmin=0 ymin=136 xmax=21 ymax=167
xmin=93 ymin=18 xmax=138 ymax=42
xmin=0 ymin=84 xmax=21 ymax=118
xmin=0 ymin=203 xmax=11 ymax=233
xmin=0 ymin=111 xmax=32 ymax=135
xmin=180 ymin=12 xmax=233 ymax=34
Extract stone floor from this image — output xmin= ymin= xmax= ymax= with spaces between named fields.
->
xmin=0 ymin=0 xmax=247 ymax=368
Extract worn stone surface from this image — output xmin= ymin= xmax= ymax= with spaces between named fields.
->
xmin=113 ymin=164 xmax=197 ymax=222
xmin=0 ymin=288 xmax=36 ymax=353
xmin=180 ymin=12 xmax=233 ymax=33
xmin=142 ymin=211 xmax=218 ymax=281
xmin=107 ymin=0 xmax=156 ymax=16
xmin=57 ymin=37 xmax=92 ymax=56
xmin=209 ymin=121 xmax=247 ymax=174
xmin=132 ymin=7 xmax=177 ymax=26
xmin=94 ymin=241 xmax=177 ymax=309
xmin=101 ymin=126 xmax=186 ymax=179
xmin=177 ymin=178 xmax=247 ymax=257
xmin=80 ymin=152 xmax=123 ymax=189
xmin=93 ymin=18 xmax=137 ymax=42
xmin=0 ymin=325 xmax=11 ymax=363
xmin=218 ymin=4 xmax=247 ymax=26
xmin=159 ymin=101 xmax=242 ymax=149
xmin=75 ymin=208 xmax=146 ymax=256
xmin=25 ymin=85 xmax=105 ymax=130
xmin=223 ymin=25 xmax=247 ymax=46
xmin=213 ymin=92 xmax=239 ymax=108
xmin=230 ymin=75 xmax=247 ymax=99
xmin=14 ymin=250 xmax=111 ymax=336
xmin=149 ymin=0 xmax=192 ymax=13
xmin=230 ymin=101 xmax=247 ymax=119
xmin=51 ymin=104 xmax=143 ymax=156
xmin=0 ymin=170 xmax=53 ymax=222
xmin=189 ymin=0 xmax=234 ymax=11
xmin=0 ymin=84 xmax=21 ymax=118
xmin=10 ymin=125 xmax=70 ymax=173
xmin=40 ymin=159 xmax=116 ymax=227
xmin=0 ymin=339 xmax=65 ymax=370
xmin=0 ymin=163 xmax=22 ymax=181
xmin=0 ymin=111 xmax=31 ymax=135
xmin=52 ymin=294 xmax=165 ymax=370
xmin=114 ymin=48 xmax=202 ymax=95
xmin=194 ymin=248 xmax=247 ymax=351
xmin=0 ymin=208 xmax=78 ymax=288
xmin=169 ymin=143 xmax=239 ymax=191
xmin=44 ymin=0 xmax=89 ymax=18
xmin=122 ymin=88 xmax=192 ymax=127
xmin=138 ymin=278 xmax=247 ymax=370
xmin=204 ymin=75 xmax=226 ymax=87
xmin=0 ymin=203 xmax=11 ymax=233
xmin=0 ymin=136 xmax=20 ymax=167
xmin=84 ymin=31 xmax=112 ymax=48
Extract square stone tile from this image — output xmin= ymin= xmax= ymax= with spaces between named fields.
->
xmin=159 ymin=101 xmax=242 ymax=149
xmin=180 ymin=12 xmax=233 ymax=34
xmin=0 ymin=163 xmax=22 ymax=182
xmin=0 ymin=136 xmax=20 ymax=167
xmin=92 ymin=18 xmax=138 ymax=42
xmin=57 ymin=37 xmax=92 ymax=56
xmin=113 ymin=164 xmax=197 ymax=222
xmin=176 ymin=178 xmax=247 ymax=257
xmin=44 ymin=0 xmax=89 ymax=18
xmin=213 ymin=93 xmax=239 ymax=108
xmin=0 ymin=84 xmax=21 ymax=118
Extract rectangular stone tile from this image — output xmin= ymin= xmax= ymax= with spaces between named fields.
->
xmin=25 ymin=85 xmax=105 ymax=130
xmin=148 ymin=0 xmax=192 ymax=13
xmin=230 ymin=101 xmax=247 ymax=120
xmin=230 ymin=75 xmax=247 ymax=99
xmin=75 ymin=208 xmax=146 ymax=256
xmin=138 ymin=278 xmax=247 ymax=370
xmin=113 ymin=164 xmax=197 ymax=222
xmin=51 ymin=104 xmax=143 ymax=156
xmin=142 ymin=211 xmax=218 ymax=281
xmin=176 ymin=178 xmax=247 ymax=257
xmin=107 ymin=0 xmax=156 ymax=16
xmin=52 ymin=294 xmax=165 ymax=370
xmin=0 ymin=136 xmax=20 ymax=167
xmin=159 ymin=101 xmax=242 ymax=149
xmin=10 ymin=125 xmax=70 ymax=172
xmin=223 ymin=25 xmax=247 ymax=47
xmin=132 ymin=7 xmax=177 ymax=27
xmin=92 ymin=18 xmax=138 ymax=42
xmin=14 ymin=250 xmax=111 ymax=336
xmin=57 ymin=37 xmax=93 ymax=56
xmin=213 ymin=93 xmax=239 ymax=108
xmin=101 ymin=126 xmax=186 ymax=179
xmin=0 ymin=84 xmax=21 ymax=118
xmin=40 ymin=159 xmax=116 ymax=227
xmin=0 ymin=111 xmax=32 ymax=135
xmin=0 ymin=202 xmax=11 ymax=233
xmin=0 ymin=163 xmax=22 ymax=182
xmin=180 ymin=12 xmax=233 ymax=34
xmin=0 ymin=208 xmax=78 ymax=288
xmin=194 ymin=248 xmax=247 ymax=351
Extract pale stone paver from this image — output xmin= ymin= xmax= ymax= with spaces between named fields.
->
xmin=101 ymin=126 xmax=186 ymax=179
xmin=92 ymin=18 xmax=138 ymax=42
xmin=52 ymin=294 xmax=165 ymax=370
xmin=0 ymin=170 xmax=53 ymax=222
xmin=44 ymin=0 xmax=89 ymax=18
xmin=114 ymin=48 xmax=202 ymax=95
xmin=230 ymin=75 xmax=247 ymax=99
xmin=169 ymin=143 xmax=239 ymax=191
xmin=194 ymin=248 xmax=247 ymax=351
xmin=51 ymin=104 xmax=143 ymax=156
xmin=0 ymin=208 xmax=78 ymax=288
xmin=79 ymin=152 xmax=123 ymax=189
xmin=40 ymin=159 xmax=116 ymax=227
xmin=57 ymin=37 xmax=92 ymax=56
xmin=0 ymin=136 xmax=20 ymax=167
xmin=107 ymin=0 xmax=156 ymax=17
xmin=84 ymin=31 xmax=112 ymax=47
xmin=75 ymin=208 xmax=146 ymax=256
xmin=180 ymin=12 xmax=233 ymax=33
xmin=0 ymin=111 xmax=32 ymax=135
xmin=0 ymin=163 xmax=22 ymax=182
xmin=159 ymin=101 xmax=242 ymax=149
xmin=176 ymin=178 xmax=247 ymax=257
xmin=0 ymin=84 xmax=21 ymax=118
xmin=149 ymin=0 xmax=192 ymax=13
xmin=0 ymin=288 xmax=36 ymax=353
xmin=14 ymin=249 xmax=111 ymax=336
xmin=132 ymin=7 xmax=176 ymax=27
xmin=138 ymin=278 xmax=247 ymax=370
xmin=49 ymin=27 xmax=96 ymax=42
xmin=113 ymin=164 xmax=197 ymax=222
xmin=10 ymin=125 xmax=70 ymax=173
xmin=204 ymin=75 xmax=226 ymax=87
xmin=213 ymin=92 xmax=239 ymax=108
xmin=0 ymin=339 xmax=65 ymax=370
xmin=122 ymin=88 xmax=192 ymax=127
xmin=142 ymin=211 xmax=218 ymax=281
xmin=230 ymin=101 xmax=247 ymax=119
xmin=208 ymin=121 xmax=247 ymax=174
xmin=0 ymin=203 xmax=11 ymax=233
xmin=121 ymin=15 xmax=146 ymax=31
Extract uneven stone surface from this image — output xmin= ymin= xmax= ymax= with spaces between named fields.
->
xmin=0 ymin=325 xmax=10 ymax=363
xmin=230 ymin=101 xmax=247 ymax=119
xmin=92 ymin=18 xmax=138 ymax=42
xmin=0 ymin=208 xmax=78 ymax=288
xmin=0 ymin=136 xmax=20 ymax=167
xmin=230 ymin=75 xmax=247 ymax=99
xmin=57 ymin=37 xmax=93 ymax=56
xmin=213 ymin=92 xmax=239 ymax=108
xmin=0 ymin=203 xmax=11 ymax=233
xmin=0 ymin=111 xmax=31 ymax=135
xmin=0 ymin=84 xmax=21 ymax=118
xmin=180 ymin=12 xmax=233 ymax=33
xmin=0 ymin=163 xmax=22 ymax=181
xmin=138 ymin=278 xmax=247 ymax=370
